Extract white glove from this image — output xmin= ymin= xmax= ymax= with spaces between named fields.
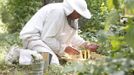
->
xmin=19 ymin=49 xmax=43 ymax=65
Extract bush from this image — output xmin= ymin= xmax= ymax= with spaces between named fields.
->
xmin=80 ymin=0 xmax=107 ymax=33
xmin=1 ymin=0 xmax=42 ymax=33
xmin=46 ymin=58 xmax=134 ymax=75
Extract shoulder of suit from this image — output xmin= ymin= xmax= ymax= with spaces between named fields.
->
xmin=41 ymin=3 xmax=64 ymax=14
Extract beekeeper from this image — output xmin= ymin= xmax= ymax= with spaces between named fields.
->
xmin=20 ymin=0 xmax=98 ymax=64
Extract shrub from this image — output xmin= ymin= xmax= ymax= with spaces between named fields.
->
xmin=1 ymin=0 xmax=42 ymax=33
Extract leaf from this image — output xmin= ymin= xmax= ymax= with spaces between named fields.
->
xmin=111 ymin=40 xmax=120 ymax=50
xmin=113 ymin=0 xmax=120 ymax=10
xmin=107 ymin=0 xmax=114 ymax=10
xmin=104 ymin=9 xmax=120 ymax=31
xmin=125 ymin=0 xmax=134 ymax=10
xmin=125 ymin=19 xmax=134 ymax=49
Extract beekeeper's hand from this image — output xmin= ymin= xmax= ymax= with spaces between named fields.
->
xmin=83 ymin=42 xmax=99 ymax=52
xmin=64 ymin=46 xmax=80 ymax=55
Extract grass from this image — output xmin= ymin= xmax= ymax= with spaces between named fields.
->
xmin=0 ymin=20 xmax=7 ymax=62
xmin=0 ymin=20 xmax=10 ymax=73
xmin=0 ymin=19 xmax=22 ymax=62
xmin=0 ymin=20 xmax=21 ymax=74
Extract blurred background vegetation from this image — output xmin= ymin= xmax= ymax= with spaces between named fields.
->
xmin=0 ymin=0 xmax=134 ymax=75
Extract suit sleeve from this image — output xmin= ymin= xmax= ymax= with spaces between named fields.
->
xmin=42 ymin=9 xmax=66 ymax=55
xmin=19 ymin=7 xmax=49 ymax=50
xmin=71 ymin=31 xmax=86 ymax=48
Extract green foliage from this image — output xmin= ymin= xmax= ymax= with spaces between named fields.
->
xmin=0 ymin=32 xmax=22 ymax=62
xmin=45 ymin=58 xmax=134 ymax=75
xmin=1 ymin=0 xmax=42 ymax=33
xmin=80 ymin=0 xmax=106 ymax=33
xmin=125 ymin=18 xmax=134 ymax=49
xmin=45 ymin=64 xmax=64 ymax=75
xmin=113 ymin=0 xmax=120 ymax=10
xmin=5 ymin=32 xmax=22 ymax=46
xmin=80 ymin=0 xmax=134 ymax=59
xmin=107 ymin=0 xmax=114 ymax=10
xmin=0 ymin=32 xmax=22 ymax=46
xmin=125 ymin=0 xmax=134 ymax=10
xmin=107 ymin=0 xmax=120 ymax=10
xmin=103 ymin=9 xmax=120 ymax=32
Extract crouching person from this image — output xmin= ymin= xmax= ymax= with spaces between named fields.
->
xmin=19 ymin=0 xmax=98 ymax=65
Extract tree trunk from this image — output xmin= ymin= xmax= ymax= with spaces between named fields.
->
xmin=43 ymin=0 xmax=63 ymax=5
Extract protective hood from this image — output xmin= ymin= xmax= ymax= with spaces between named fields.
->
xmin=63 ymin=0 xmax=92 ymax=19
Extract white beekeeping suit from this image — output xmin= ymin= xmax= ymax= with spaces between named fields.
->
xmin=20 ymin=0 xmax=91 ymax=64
